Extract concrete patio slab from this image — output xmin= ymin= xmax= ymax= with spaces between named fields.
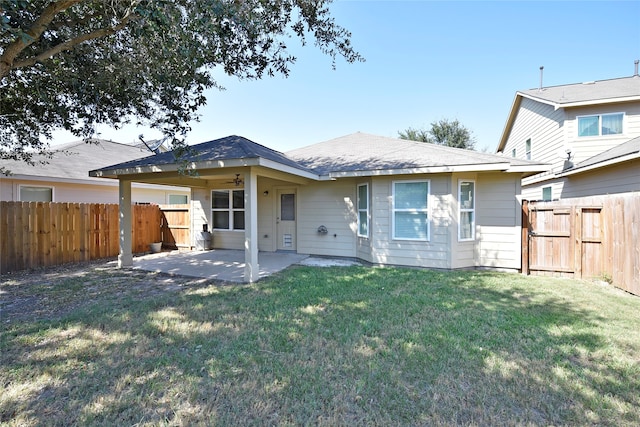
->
xmin=132 ymin=249 xmax=309 ymax=282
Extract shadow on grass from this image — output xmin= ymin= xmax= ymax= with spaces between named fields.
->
xmin=2 ymin=266 xmax=639 ymax=425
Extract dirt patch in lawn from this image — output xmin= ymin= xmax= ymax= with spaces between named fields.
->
xmin=1 ymin=260 xmax=212 ymax=324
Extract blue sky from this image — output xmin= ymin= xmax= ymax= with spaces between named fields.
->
xmin=53 ymin=0 xmax=640 ymax=153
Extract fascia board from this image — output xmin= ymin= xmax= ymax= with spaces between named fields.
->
xmin=552 ymin=95 xmax=640 ymax=110
xmin=556 ymin=153 xmax=640 ymax=177
xmin=327 ymin=163 xmax=511 ymax=178
xmin=496 ymin=94 xmax=523 ymax=153
xmin=90 ymin=158 xmax=262 ymax=178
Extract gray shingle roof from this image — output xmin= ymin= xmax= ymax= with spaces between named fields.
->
xmin=1 ymin=139 xmax=153 ymax=180
xmin=94 ymin=135 xmax=313 ymax=174
xmin=286 ymin=132 xmax=543 ymax=175
xmin=520 ymin=76 xmax=640 ymax=106
xmin=563 ymin=136 xmax=640 ymax=173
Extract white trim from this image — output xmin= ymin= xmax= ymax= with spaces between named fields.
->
xmin=457 ymin=180 xmax=476 ymax=242
xmin=18 ymin=184 xmax=54 ymax=202
xmin=357 ymin=183 xmax=369 ymax=238
xmin=392 ymin=179 xmax=430 ymax=241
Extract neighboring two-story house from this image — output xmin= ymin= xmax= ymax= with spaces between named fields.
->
xmin=496 ymin=72 xmax=640 ymax=201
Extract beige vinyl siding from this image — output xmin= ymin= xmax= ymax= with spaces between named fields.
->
xmin=257 ymin=178 xmax=276 ymax=252
xmin=521 ymin=180 xmax=565 ymax=201
xmin=0 ymin=178 xmax=189 ymax=203
xmin=369 ymin=175 xmax=451 ymax=269
xmin=560 ymin=159 xmax=640 ymax=198
xmin=190 ymin=188 xmax=209 ymax=249
xmin=296 ymin=180 xmax=357 ymax=258
xmin=504 ymin=98 xmax=565 ymax=166
xmin=476 ymin=173 xmax=521 ymax=270
xmin=564 ymin=103 xmax=640 ymax=163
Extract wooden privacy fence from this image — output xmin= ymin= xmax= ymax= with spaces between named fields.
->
xmin=522 ymin=194 xmax=640 ymax=296
xmin=159 ymin=204 xmax=191 ymax=249
xmin=0 ymin=202 xmax=161 ymax=274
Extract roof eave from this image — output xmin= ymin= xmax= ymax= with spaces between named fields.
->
xmin=327 ymin=163 xmax=513 ymax=178
xmin=552 ymin=95 xmax=640 ymax=110
xmin=90 ymin=158 xmax=263 ymax=178
xmin=557 ymin=152 xmax=640 ymax=177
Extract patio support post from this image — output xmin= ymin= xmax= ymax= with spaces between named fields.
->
xmin=244 ymin=169 xmax=259 ymax=282
xmin=118 ymin=179 xmax=133 ymax=268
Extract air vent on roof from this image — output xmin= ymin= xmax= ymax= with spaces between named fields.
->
xmin=582 ymin=81 xmax=595 ymax=85
xmin=634 ymin=59 xmax=639 ymax=77
xmin=538 ymin=66 xmax=544 ymax=91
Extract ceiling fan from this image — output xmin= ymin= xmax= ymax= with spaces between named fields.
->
xmin=225 ymin=174 xmax=243 ymax=187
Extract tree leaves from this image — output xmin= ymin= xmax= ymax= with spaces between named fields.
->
xmin=0 ymin=0 xmax=363 ymax=171
xmin=398 ymin=119 xmax=476 ymax=150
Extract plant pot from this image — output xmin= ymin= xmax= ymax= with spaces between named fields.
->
xmin=150 ymin=242 xmax=162 ymax=253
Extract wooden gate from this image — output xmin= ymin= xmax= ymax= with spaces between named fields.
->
xmin=159 ymin=204 xmax=191 ymax=249
xmin=522 ymin=195 xmax=640 ymax=296
xmin=524 ymin=203 xmax=603 ymax=279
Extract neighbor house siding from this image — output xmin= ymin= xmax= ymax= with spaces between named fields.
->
xmin=560 ymin=159 xmax=640 ymax=198
xmin=504 ymin=98 xmax=565 ymax=168
xmin=369 ymin=175 xmax=451 ymax=269
xmin=296 ymin=180 xmax=357 ymax=258
xmin=476 ymin=173 xmax=522 ymax=269
xmin=0 ymin=177 xmax=189 ymax=204
xmin=564 ymin=103 xmax=640 ymax=164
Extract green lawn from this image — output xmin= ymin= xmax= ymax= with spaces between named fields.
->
xmin=2 ymin=264 xmax=639 ymax=426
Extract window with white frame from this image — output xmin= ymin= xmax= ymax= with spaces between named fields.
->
xmin=392 ymin=180 xmax=429 ymax=241
xmin=211 ymin=189 xmax=244 ymax=230
xmin=525 ymin=139 xmax=532 ymax=160
xmin=19 ymin=185 xmax=53 ymax=202
xmin=458 ymin=180 xmax=475 ymax=241
xmin=357 ymin=183 xmax=369 ymax=238
xmin=578 ymin=113 xmax=623 ymax=137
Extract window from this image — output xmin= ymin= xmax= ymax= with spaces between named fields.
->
xmin=511 ymin=148 xmax=516 ymax=158
xmin=357 ymin=183 xmax=369 ymax=238
xmin=392 ymin=180 xmax=429 ymax=240
xmin=211 ymin=189 xmax=244 ymax=230
xmin=168 ymin=194 xmax=188 ymax=204
xmin=578 ymin=113 xmax=623 ymax=137
xmin=525 ymin=139 xmax=532 ymax=160
xmin=542 ymin=186 xmax=552 ymax=201
xmin=20 ymin=186 xmax=53 ymax=202
xmin=458 ymin=181 xmax=475 ymax=241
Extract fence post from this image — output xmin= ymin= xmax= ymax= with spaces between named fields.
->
xmin=521 ymin=199 xmax=530 ymax=275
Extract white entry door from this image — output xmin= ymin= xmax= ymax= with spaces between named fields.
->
xmin=277 ymin=189 xmax=296 ymax=251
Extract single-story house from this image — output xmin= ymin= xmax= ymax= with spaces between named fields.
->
xmin=0 ymin=139 xmax=190 ymax=204
xmin=90 ymin=133 xmax=548 ymax=282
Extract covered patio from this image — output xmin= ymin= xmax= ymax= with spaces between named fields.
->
xmin=131 ymin=249 xmax=309 ymax=282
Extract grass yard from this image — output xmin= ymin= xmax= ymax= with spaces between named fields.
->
xmin=1 ymin=262 xmax=639 ymax=426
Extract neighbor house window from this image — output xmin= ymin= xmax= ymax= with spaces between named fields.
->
xmin=168 ymin=194 xmax=188 ymax=204
xmin=542 ymin=186 xmax=552 ymax=201
xmin=357 ymin=183 xmax=369 ymax=238
xmin=392 ymin=180 xmax=429 ymax=241
xmin=211 ymin=189 xmax=244 ymax=230
xmin=19 ymin=186 xmax=53 ymax=202
xmin=458 ymin=180 xmax=475 ymax=241
xmin=578 ymin=113 xmax=623 ymax=137
xmin=525 ymin=139 xmax=532 ymax=160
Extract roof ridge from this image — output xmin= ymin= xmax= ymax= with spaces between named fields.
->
xmin=522 ymin=75 xmax=639 ymax=92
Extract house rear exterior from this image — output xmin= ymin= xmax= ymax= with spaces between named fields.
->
xmin=92 ymin=133 xmax=547 ymax=281
xmin=496 ymin=73 xmax=640 ymax=200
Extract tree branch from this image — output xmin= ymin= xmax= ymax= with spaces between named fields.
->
xmin=11 ymin=13 xmax=138 ymax=71
xmin=0 ymin=0 xmax=82 ymax=78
